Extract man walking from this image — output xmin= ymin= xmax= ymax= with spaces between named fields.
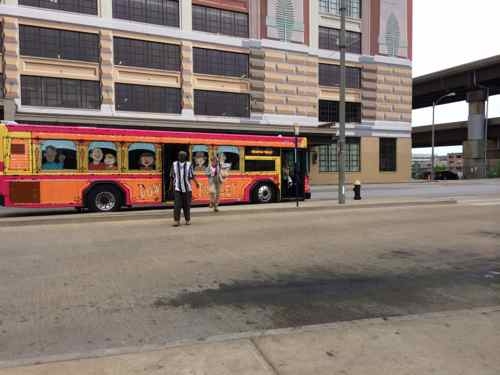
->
xmin=171 ymin=151 xmax=199 ymax=226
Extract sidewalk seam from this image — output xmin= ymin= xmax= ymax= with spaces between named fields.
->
xmin=250 ymin=338 xmax=280 ymax=375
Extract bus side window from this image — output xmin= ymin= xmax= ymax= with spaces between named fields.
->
xmin=192 ymin=145 xmax=209 ymax=173
xmin=88 ymin=142 xmax=118 ymax=171
xmin=128 ymin=143 xmax=157 ymax=171
xmin=216 ymin=146 xmax=240 ymax=171
xmin=40 ymin=140 xmax=77 ymax=171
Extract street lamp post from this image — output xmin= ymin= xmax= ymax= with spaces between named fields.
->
xmin=338 ymin=0 xmax=346 ymax=204
xmin=294 ymin=124 xmax=300 ymax=208
xmin=431 ymin=92 xmax=456 ymax=181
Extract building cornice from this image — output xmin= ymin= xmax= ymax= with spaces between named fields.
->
xmin=0 ymin=4 xmax=411 ymax=67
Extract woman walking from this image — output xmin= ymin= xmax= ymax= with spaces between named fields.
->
xmin=207 ymin=155 xmax=225 ymax=212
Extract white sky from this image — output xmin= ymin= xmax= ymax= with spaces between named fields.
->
xmin=412 ymin=0 xmax=500 ymax=155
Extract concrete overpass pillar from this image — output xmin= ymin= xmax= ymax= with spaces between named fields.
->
xmin=463 ymin=90 xmax=487 ymax=179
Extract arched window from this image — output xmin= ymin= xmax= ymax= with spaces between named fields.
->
xmin=217 ymin=146 xmax=240 ymax=171
xmin=192 ymin=145 xmax=209 ymax=173
xmin=385 ymin=13 xmax=401 ymax=57
xmin=128 ymin=143 xmax=157 ymax=171
xmin=40 ymin=140 xmax=77 ymax=170
xmin=88 ymin=142 xmax=118 ymax=171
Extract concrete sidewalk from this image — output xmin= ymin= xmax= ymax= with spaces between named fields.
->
xmin=0 ymin=197 xmax=458 ymax=227
xmin=2 ymin=306 xmax=499 ymax=374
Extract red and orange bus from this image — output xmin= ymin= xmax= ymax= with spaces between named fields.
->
xmin=0 ymin=123 xmax=310 ymax=212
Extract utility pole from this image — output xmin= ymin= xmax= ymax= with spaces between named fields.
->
xmin=338 ymin=0 xmax=346 ymax=204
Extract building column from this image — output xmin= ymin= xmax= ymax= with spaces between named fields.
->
xmin=181 ymin=41 xmax=194 ymax=116
xmin=463 ymin=89 xmax=487 ymax=179
xmin=2 ymin=16 xmax=19 ymax=120
xmin=100 ymin=30 xmax=114 ymax=113
xmin=180 ymin=0 xmax=192 ymax=32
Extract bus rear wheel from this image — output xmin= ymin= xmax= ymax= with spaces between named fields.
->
xmin=252 ymin=183 xmax=275 ymax=204
xmin=87 ymin=185 xmax=122 ymax=212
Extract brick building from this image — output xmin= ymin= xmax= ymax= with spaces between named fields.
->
xmin=0 ymin=0 xmax=413 ymax=184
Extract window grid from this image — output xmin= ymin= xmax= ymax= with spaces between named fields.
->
xmin=318 ymin=138 xmax=361 ymax=173
xmin=379 ymin=138 xmax=397 ymax=172
xmin=19 ymin=0 xmax=98 ymax=15
xmin=194 ymin=90 xmax=250 ymax=118
xmin=112 ymin=0 xmax=179 ymax=27
xmin=319 ymin=0 xmax=361 ymax=18
xmin=319 ymin=100 xmax=361 ymax=123
xmin=319 ymin=26 xmax=362 ymax=54
xmin=319 ymin=64 xmax=361 ymax=88
xmin=115 ymin=83 xmax=181 ymax=114
xmin=21 ymin=76 xmax=101 ymax=109
xmin=20 ymin=25 xmax=99 ymax=62
xmin=193 ymin=48 xmax=249 ymax=78
xmin=192 ymin=5 xmax=249 ymax=38
xmin=114 ymin=37 xmax=180 ymax=71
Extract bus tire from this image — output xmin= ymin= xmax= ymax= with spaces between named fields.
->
xmin=252 ymin=182 xmax=276 ymax=204
xmin=87 ymin=185 xmax=122 ymax=213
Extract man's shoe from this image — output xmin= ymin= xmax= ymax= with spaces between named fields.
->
xmin=185 ymin=221 xmax=191 ymax=225
xmin=173 ymin=221 xmax=180 ymax=227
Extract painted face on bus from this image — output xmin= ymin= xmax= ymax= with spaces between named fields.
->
xmin=45 ymin=146 xmax=57 ymax=163
xmin=140 ymin=153 xmax=155 ymax=170
xmin=91 ymin=148 xmax=104 ymax=164
xmin=194 ymin=152 xmax=207 ymax=170
xmin=104 ymin=154 xmax=116 ymax=169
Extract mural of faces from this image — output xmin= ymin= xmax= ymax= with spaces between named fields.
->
xmin=41 ymin=140 xmax=77 ymax=170
xmin=194 ymin=151 xmax=207 ymax=171
xmin=89 ymin=142 xmax=118 ymax=171
xmin=104 ymin=154 xmax=117 ymax=169
xmin=139 ymin=152 xmax=155 ymax=170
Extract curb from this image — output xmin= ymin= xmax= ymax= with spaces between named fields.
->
xmin=1 ymin=305 xmax=498 ymax=370
xmin=0 ymin=199 xmax=458 ymax=228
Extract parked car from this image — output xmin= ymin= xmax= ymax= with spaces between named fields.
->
xmin=420 ymin=170 xmax=459 ymax=180
xmin=435 ymin=171 xmax=459 ymax=180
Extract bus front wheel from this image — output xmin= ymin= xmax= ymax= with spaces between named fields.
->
xmin=87 ymin=185 xmax=122 ymax=212
xmin=252 ymin=183 xmax=275 ymax=204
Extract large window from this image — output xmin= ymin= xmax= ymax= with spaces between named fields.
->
xmin=194 ymin=90 xmax=249 ymax=117
xmin=114 ymin=37 xmax=180 ymax=71
xmin=319 ymin=100 xmax=361 ymax=123
xmin=112 ymin=0 xmax=179 ymax=27
xmin=193 ymin=48 xmax=249 ymax=78
xmin=19 ymin=0 xmax=98 ymax=15
xmin=379 ymin=138 xmax=397 ymax=172
xmin=115 ymin=83 xmax=181 ymax=113
xmin=40 ymin=140 xmax=77 ymax=170
xmin=319 ymin=0 xmax=361 ymax=18
xmin=318 ymin=138 xmax=360 ymax=173
xmin=21 ymin=76 xmax=101 ymax=109
xmin=319 ymin=26 xmax=361 ymax=54
xmin=319 ymin=64 xmax=361 ymax=88
xmin=20 ymin=25 xmax=99 ymax=62
xmin=193 ymin=5 xmax=248 ymax=38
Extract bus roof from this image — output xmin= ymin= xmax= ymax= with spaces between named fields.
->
xmin=3 ymin=123 xmax=307 ymax=149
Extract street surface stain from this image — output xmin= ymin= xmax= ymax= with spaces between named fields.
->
xmin=157 ymin=258 xmax=500 ymax=327
xmin=479 ymin=231 xmax=500 ymax=239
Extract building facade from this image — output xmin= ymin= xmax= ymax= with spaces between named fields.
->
xmin=0 ymin=0 xmax=413 ymax=185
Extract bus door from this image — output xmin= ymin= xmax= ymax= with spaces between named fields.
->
xmin=162 ymin=144 xmax=189 ymax=201
xmin=281 ymin=149 xmax=306 ymax=200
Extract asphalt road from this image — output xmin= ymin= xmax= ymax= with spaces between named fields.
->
xmin=0 ymin=179 xmax=499 ymax=218
xmin=0 ymin=199 xmax=499 ymax=362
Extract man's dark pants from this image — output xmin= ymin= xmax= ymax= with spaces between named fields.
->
xmin=174 ymin=191 xmax=192 ymax=222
